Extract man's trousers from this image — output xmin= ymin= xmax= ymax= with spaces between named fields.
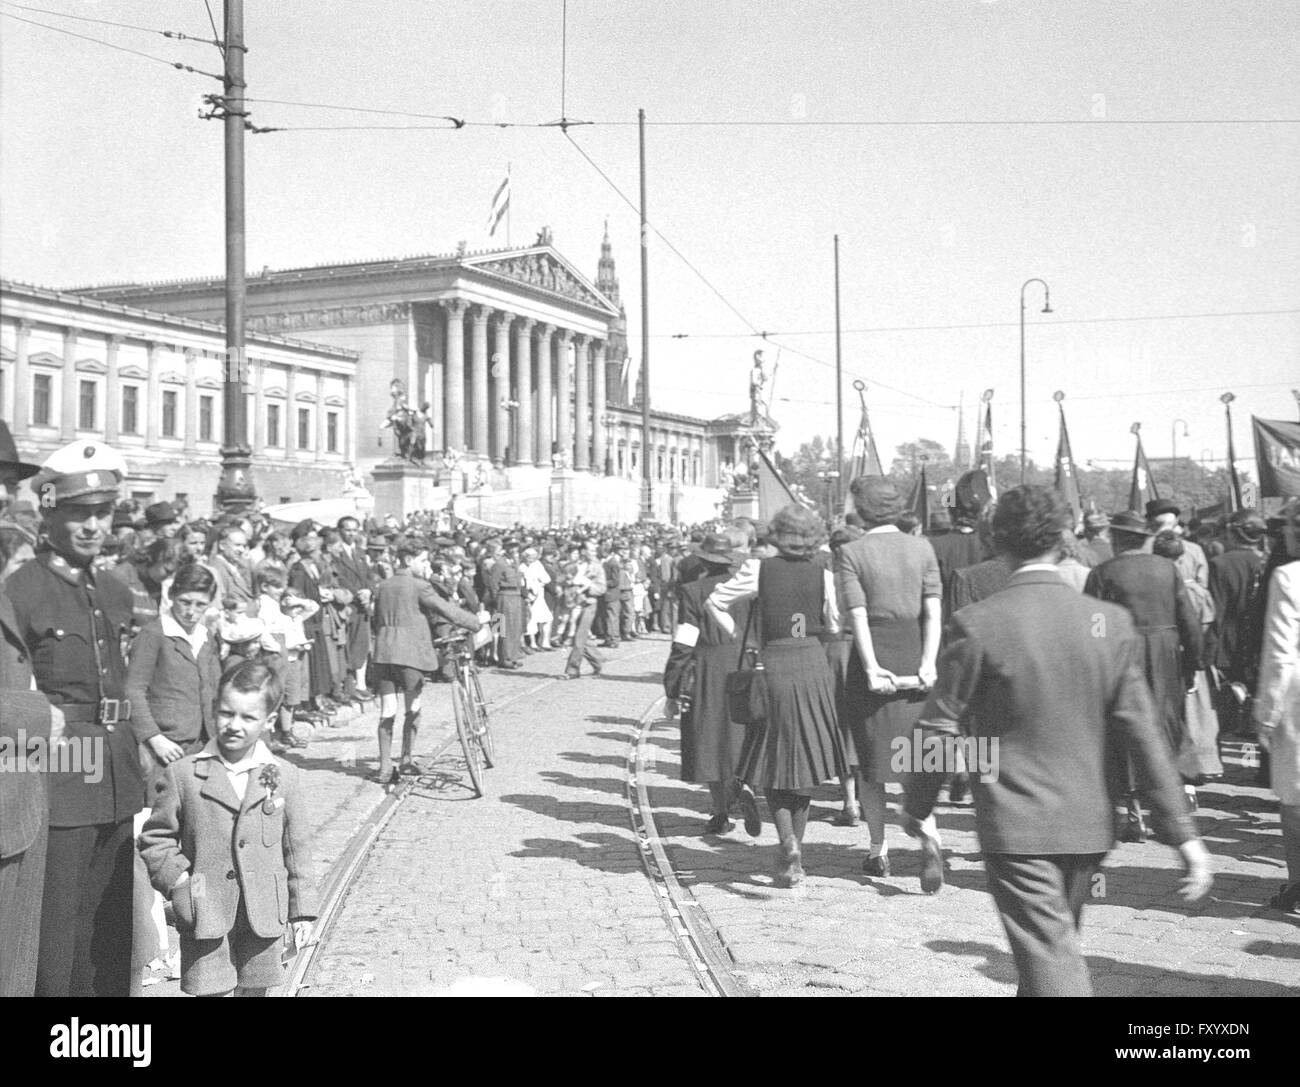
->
xmin=566 ymin=601 xmax=605 ymax=676
xmin=983 ymin=851 xmax=1105 ymax=997
xmin=0 ymin=826 xmax=47 ymax=996
xmin=36 ymin=819 xmax=135 ymax=997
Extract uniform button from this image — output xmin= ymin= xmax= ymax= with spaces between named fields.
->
xmin=226 ymin=870 xmax=236 ymax=880
xmin=105 ymin=724 xmax=115 ymax=732
xmin=94 ymin=610 xmax=102 ymax=617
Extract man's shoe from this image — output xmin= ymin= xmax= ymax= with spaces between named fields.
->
xmin=704 ymin=813 xmax=734 ymax=836
xmin=560 ymin=672 xmax=581 ymax=680
xmin=918 ymin=835 xmax=944 ymax=894
xmin=862 ymin=853 xmax=891 ymax=878
xmin=398 ymin=761 xmax=422 ymax=776
xmin=738 ymin=785 xmax=763 ymax=838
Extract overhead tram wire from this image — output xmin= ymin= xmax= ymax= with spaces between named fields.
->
xmin=0 ymin=0 xmax=226 ymax=49
xmin=0 ymin=9 xmax=224 ymax=80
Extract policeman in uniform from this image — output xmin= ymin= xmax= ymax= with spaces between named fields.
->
xmin=5 ymin=440 xmax=141 ymax=997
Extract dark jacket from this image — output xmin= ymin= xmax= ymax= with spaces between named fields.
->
xmin=5 ymin=551 xmax=143 ymax=827
xmin=0 ymin=587 xmax=52 ymax=860
xmin=124 ymin=617 xmax=221 ymax=750
xmin=906 ymin=568 xmax=1197 ymax=853
xmin=1208 ymin=546 xmax=1266 ymax=684
xmin=372 ymin=569 xmax=478 ymax=671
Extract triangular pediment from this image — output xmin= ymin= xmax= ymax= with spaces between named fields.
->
xmin=462 ymin=247 xmax=618 ymax=316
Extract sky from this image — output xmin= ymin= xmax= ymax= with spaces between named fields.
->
xmin=2 ymin=0 xmax=1297 ymax=479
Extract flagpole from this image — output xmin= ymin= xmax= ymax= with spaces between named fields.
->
xmin=506 ymin=161 xmax=512 ymax=248
xmin=638 ymin=108 xmax=653 ymax=521
xmin=1221 ymin=391 xmax=1242 ymax=512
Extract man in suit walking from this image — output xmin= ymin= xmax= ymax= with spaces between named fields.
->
xmin=334 ymin=516 xmax=376 ymax=699
xmin=903 ymin=485 xmax=1212 ymax=996
xmin=0 ymin=438 xmax=57 ymax=996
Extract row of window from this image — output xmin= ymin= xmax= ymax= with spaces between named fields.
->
xmin=19 ymin=375 xmax=341 ymax=452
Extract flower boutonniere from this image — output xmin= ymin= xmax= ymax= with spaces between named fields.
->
xmin=258 ymin=763 xmax=282 ymax=815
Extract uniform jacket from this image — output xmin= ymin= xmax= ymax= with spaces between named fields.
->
xmin=0 ymin=587 xmax=52 ymax=859
xmin=139 ymin=750 xmax=318 ymax=940
xmin=5 ymin=551 xmax=143 ymax=827
xmin=483 ymin=558 xmax=522 ymax=612
xmin=905 ymin=567 xmax=1197 ymax=854
xmin=124 ymin=616 xmax=221 ymax=749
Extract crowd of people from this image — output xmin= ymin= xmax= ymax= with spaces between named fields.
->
xmin=1 ymin=421 xmax=1296 ymax=999
xmin=661 ymin=471 xmax=1299 ymax=996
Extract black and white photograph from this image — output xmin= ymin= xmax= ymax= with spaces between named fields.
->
xmin=0 ymin=0 xmax=1296 ymax=1051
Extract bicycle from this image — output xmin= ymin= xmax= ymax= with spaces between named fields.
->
xmin=435 ymin=633 xmax=495 ymax=797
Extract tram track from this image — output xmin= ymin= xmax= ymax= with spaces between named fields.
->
xmin=282 ymin=639 xmax=750 ymax=997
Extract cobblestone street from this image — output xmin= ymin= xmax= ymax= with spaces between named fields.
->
xmin=299 ymin=633 xmax=1299 ymax=998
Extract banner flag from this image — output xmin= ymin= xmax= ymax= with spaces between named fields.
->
xmin=1128 ymin=424 xmax=1159 ymax=512
xmin=977 ymin=390 xmax=997 ymax=497
xmin=1053 ymin=397 xmax=1082 ymax=527
xmin=487 ymin=172 xmax=510 ymax=237
xmin=1253 ymin=416 xmax=1300 ymax=498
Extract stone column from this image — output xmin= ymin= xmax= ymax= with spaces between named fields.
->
xmin=286 ymin=366 xmax=301 ymax=457
xmin=535 ymin=323 xmax=555 ymax=464
xmin=469 ymin=305 xmax=490 ymax=455
xmin=592 ymin=340 xmax=607 ymax=474
xmin=252 ymin=359 xmax=266 ymax=454
xmin=573 ymin=335 xmax=590 ymax=471
xmin=183 ymin=349 xmax=199 ymax=453
xmin=513 ymin=317 xmax=534 ymax=465
xmin=442 ymin=298 xmax=468 ymax=449
xmin=490 ymin=313 xmax=511 ymax=466
xmin=61 ymin=326 xmax=79 ymax=438
xmin=104 ymin=335 xmax=122 ymax=444
xmin=555 ymin=329 xmax=573 ymax=463
xmin=146 ymin=341 xmax=162 ymax=446
xmin=316 ymin=372 xmax=327 ymax=457
xmin=12 ymin=319 xmax=31 ymax=436
xmin=429 ymin=361 xmax=444 ymax=453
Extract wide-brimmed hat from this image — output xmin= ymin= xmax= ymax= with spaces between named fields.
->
xmin=145 ymin=500 xmax=178 ymax=527
xmin=0 ymin=420 xmax=41 ymax=480
xmin=1110 ymin=510 xmax=1155 ymax=536
xmin=690 ymin=532 xmax=747 ymax=566
xmin=1226 ymin=509 xmax=1267 ymax=543
xmin=1145 ymin=498 xmax=1180 ymax=520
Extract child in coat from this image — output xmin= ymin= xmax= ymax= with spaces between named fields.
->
xmin=139 ymin=659 xmax=318 ymax=997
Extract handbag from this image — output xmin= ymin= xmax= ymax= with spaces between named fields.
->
xmin=724 ymin=572 xmax=768 ymax=726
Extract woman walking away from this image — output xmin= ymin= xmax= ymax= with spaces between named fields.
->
xmin=1254 ymin=498 xmax=1300 ymax=914
xmin=707 ymin=505 xmax=848 ymax=887
xmin=663 ymin=529 xmax=753 ymax=836
xmin=834 ymin=476 xmax=943 ymax=880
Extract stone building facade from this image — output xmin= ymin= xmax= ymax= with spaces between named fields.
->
xmin=0 ymin=280 xmax=359 ymax=513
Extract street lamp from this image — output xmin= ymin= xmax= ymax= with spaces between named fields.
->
xmin=1171 ymin=418 xmax=1189 ymax=503
xmin=817 ymin=469 xmax=840 ymax=527
xmin=1020 ymin=278 xmax=1053 ymax=484
xmin=499 ymin=395 xmax=519 ymax=465
xmin=600 ymin=412 xmax=616 ymax=476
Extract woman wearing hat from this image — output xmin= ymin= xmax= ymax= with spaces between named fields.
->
xmin=707 ymin=505 xmax=848 ymax=886
xmin=1085 ymin=511 xmax=1203 ymax=840
xmin=1254 ymin=499 xmax=1300 ymax=913
xmin=835 ymin=476 xmax=943 ymax=877
xmin=663 ymin=528 xmax=753 ymax=835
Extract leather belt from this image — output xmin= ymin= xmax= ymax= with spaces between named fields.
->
xmin=57 ymin=699 xmax=132 ymax=725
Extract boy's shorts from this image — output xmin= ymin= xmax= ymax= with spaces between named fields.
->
xmin=180 ymin=900 xmax=284 ymax=996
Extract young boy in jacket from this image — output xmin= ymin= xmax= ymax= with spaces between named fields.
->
xmin=140 ymin=659 xmax=317 ymax=996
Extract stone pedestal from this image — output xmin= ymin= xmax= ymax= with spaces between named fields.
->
xmin=370 ymin=459 xmax=446 ymax=521
xmin=729 ymin=486 xmax=761 ymax=523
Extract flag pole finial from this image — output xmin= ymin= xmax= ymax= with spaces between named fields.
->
xmin=981 ymin=388 xmax=994 ymax=403
xmin=1220 ymin=391 xmax=1236 ymax=405
xmin=1130 ymin=422 xmax=1142 ymax=435
xmin=1053 ymin=390 xmax=1065 ymax=403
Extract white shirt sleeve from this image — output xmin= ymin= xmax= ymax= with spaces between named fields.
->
xmin=823 ymin=568 xmax=841 ymax=634
xmin=705 ymin=559 xmax=760 ymax=638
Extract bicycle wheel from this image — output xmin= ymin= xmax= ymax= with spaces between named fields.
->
xmin=469 ymin=667 xmax=495 ymax=768
xmin=453 ymin=681 xmax=485 ymax=798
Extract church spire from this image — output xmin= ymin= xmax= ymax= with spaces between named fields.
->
xmin=954 ymin=391 xmax=971 ymax=470
xmin=596 ymin=219 xmax=620 ymax=307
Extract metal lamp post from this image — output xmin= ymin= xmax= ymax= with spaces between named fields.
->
xmin=600 ymin=412 xmax=616 ymax=476
xmin=1171 ymin=418 xmax=1189 ymax=503
xmin=1019 ymin=278 xmax=1053 ymax=484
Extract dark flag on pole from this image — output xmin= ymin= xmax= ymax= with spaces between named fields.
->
xmin=977 ymin=388 xmax=997 ymax=498
xmin=1129 ymin=422 xmax=1159 ymax=512
xmin=844 ymin=380 xmax=885 ymax=513
xmin=906 ymin=461 xmax=931 ymax=533
xmin=1222 ymin=393 xmax=1243 ymax=511
xmin=1252 ymin=416 xmax=1300 ymax=498
xmin=1052 ymin=392 xmax=1082 ymax=528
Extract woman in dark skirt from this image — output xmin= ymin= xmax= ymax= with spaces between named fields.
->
xmin=707 ymin=505 xmax=848 ymax=887
xmin=820 ymin=525 xmax=864 ymax=825
xmin=663 ymin=529 xmax=753 ymax=835
xmin=834 ymin=477 xmax=942 ymax=877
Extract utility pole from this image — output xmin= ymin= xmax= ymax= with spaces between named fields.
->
xmin=638 ymin=107 xmax=653 ymax=521
xmin=214 ymin=0 xmax=255 ymax=513
xmin=833 ymin=234 xmax=843 ymax=515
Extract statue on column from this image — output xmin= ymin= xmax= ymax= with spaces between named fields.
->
xmin=749 ymin=350 xmax=768 ymax=420
xmin=382 ymin=379 xmax=429 ymax=465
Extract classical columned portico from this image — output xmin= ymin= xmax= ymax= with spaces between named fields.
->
xmin=490 ymin=312 xmax=511 ymax=465
xmin=535 ymin=323 xmax=554 ymax=464
xmin=443 ymin=298 xmax=468 ymax=450
xmin=469 ymin=304 xmax=490 ymax=455
xmin=591 ymin=340 xmax=607 ymax=474
xmin=573 ymin=334 xmax=590 ymax=471
xmin=513 ymin=317 xmax=535 ymax=465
